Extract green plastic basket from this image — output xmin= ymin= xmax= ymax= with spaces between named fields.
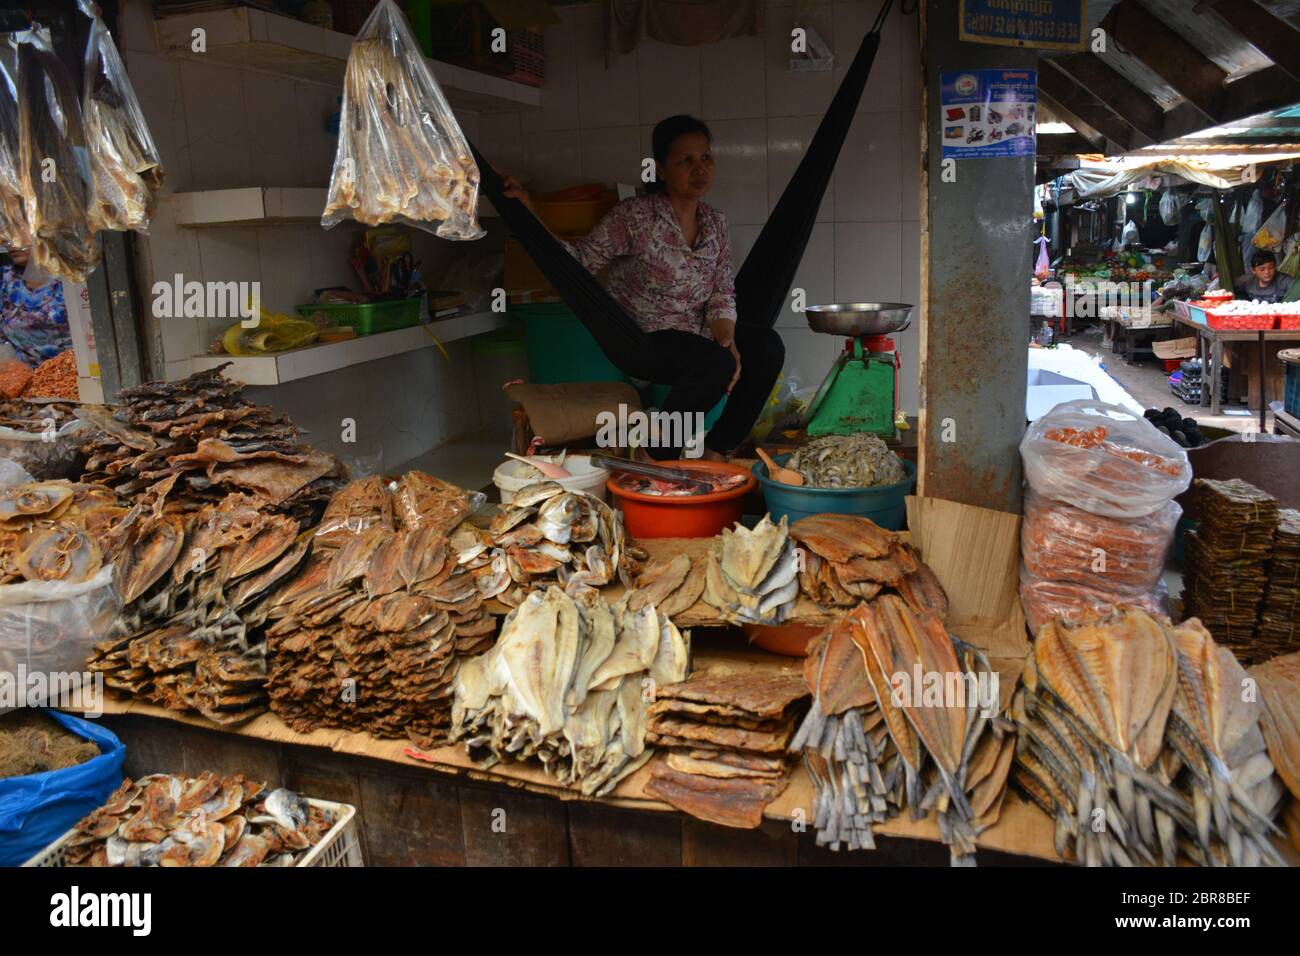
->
xmin=297 ymin=297 xmax=422 ymax=336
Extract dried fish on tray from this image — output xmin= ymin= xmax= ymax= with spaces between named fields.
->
xmin=486 ymin=480 xmax=643 ymax=608
xmin=645 ymin=670 xmax=807 ymax=828
xmin=265 ymin=472 xmax=493 ymax=748
xmin=701 ymin=515 xmax=800 ymax=626
xmin=1251 ymin=651 xmax=1300 ymax=852
xmin=0 ymin=480 xmax=125 ymax=585
xmin=60 ymin=773 xmax=336 ymax=867
xmin=630 ymin=552 xmax=707 ymax=620
xmin=786 ymin=433 xmax=906 ymax=488
xmin=322 ymin=0 xmax=483 ymax=240
xmin=790 ymin=512 xmax=949 ymax=618
xmin=451 ymin=584 xmax=689 ymax=796
xmin=1013 ymin=608 xmax=1285 ymax=867
xmin=88 ymin=492 xmax=311 ymax=726
xmin=791 ymin=599 xmax=1014 ymax=864
xmin=1183 ymin=479 xmax=1280 ymax=664
xmin=79 ymin=364 xmax=345 ymax=526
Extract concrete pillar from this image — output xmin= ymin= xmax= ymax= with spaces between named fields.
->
xmin=918 ymin=0 xmax=1034 ymax=512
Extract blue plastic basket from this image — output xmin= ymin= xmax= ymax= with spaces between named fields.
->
xmin=753 ymin=455 xmax=917 ymax=529
xmin=1284 ymin=351 xmax=1300 ymax=418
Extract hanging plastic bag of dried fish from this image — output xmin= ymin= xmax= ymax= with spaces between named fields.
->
xmin=78 ymin=0 xmax=163 ymax=233
xmin=15 ymin=25 xmax=99 ymax=281
xmin=322 ymin=0 xmax=484 ymax=240
xmin=0 ymin=55 xmax=30 ymax=252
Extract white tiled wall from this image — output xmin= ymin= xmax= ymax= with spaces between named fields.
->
xmin=478 ymin=0 xmax=924 ymax=413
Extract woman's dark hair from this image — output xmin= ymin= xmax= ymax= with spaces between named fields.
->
xmin=646 ymin=115 xmax=712 ymax=194
xmin=1251 ymin=249 xmax=1277 ymax=268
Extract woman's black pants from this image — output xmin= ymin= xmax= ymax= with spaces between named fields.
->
xmin=607 ymin=325 xmax=785 ymax=460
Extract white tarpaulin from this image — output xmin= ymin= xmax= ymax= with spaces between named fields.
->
xmin=1069 ymin=152 xmax=1300 ymax=200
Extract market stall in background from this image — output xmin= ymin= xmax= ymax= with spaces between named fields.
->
xmin=0 ymin=0 xmax=1299 ymax=872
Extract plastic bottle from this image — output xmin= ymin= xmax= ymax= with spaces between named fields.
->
xmin=1037 ymin=321 xmax=1054 ymax=348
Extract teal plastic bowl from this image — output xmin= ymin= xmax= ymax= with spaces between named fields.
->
xmin=753 ymin=454 xmax=917 ymax=529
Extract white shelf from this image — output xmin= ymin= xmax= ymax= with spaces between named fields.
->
xmin=155 ymin=7 xmax=541 ymax=112
xmin=190 ymin=310 xmax=512 ymax=385
xmin=170 ymin=186 xmax=498 ymax=226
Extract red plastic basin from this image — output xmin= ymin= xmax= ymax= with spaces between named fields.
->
xmin=606 ymin=460 xmax=756 ymax=538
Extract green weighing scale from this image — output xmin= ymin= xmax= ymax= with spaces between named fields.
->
xmin=800 ymin=302 xmax=913 ymax=439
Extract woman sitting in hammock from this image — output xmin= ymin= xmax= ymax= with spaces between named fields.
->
xmin=503 ymin=115 xmax=785 ymax=461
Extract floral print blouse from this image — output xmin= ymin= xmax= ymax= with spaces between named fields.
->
xmin=562 ymin=193 xmax=737 ymax=338
xmin=1 ymin=264 xmax=70 ymax=367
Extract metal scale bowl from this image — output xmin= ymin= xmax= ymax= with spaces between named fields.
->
xmin=800 ymin=303 xmax=913 ymax=438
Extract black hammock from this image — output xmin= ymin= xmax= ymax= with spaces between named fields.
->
xmin=469 ymin=0 xmax=894 ymax=377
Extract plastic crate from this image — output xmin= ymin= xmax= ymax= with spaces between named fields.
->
xmin=513 ymin=302 xmax=629 ymax=384
xmin=504 ymin=28 xmax=544 ymax=87
xmin=1277 ymin=315 xmax=1300 ymax=331
xmin=1283 ymin=349 xmax=1300 ymax=418
xmin=23 ymin=798 xmax=362 ymax=867
xmin=1205 ymin=309 xmax=1275 ymax=331
xmin=297 ymin=298 xmax=421 ymax=335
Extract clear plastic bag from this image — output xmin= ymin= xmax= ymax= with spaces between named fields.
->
xmin=0 ymin=417 xmax=92 ymax=480
xmin=1021 ymin=487 xmax=1179 ymax=591
xmin=1197 ymin=223 xmax=1214 ymax=262
xmin=323 ymin=0 xmax=484 ymax=240
xmin=0 ymin=55 xmax=28 ymax=252
xmin=1241 ymin=188 xmax=1263 ymax=235
xmin=1020 ymin=399 xmax=1192 ymax=519
xmin=15 ymin=27 xmax=98 ymax=281
xmin=79 ymin=0 xmax=163 ymax=233
xmin=1019 ymin=565 xmax=1169 ymax=638
xmin=1158 ymin=189 xmax=1180 ymax=226
xmin=1252 ymin=202 xmax=1287 ymax=252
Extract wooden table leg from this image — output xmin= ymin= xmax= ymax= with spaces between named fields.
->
xmin=1197 ymin=333 xmax=1208 ymax=408
xmin=1210 ymin=336 xmax=1223 ymax=415
xmin=1259 ymin=330 xmax=1267 ymax=432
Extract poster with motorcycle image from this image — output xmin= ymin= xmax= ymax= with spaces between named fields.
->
xmin=940 ymin=69 xmax=1037 ymax=158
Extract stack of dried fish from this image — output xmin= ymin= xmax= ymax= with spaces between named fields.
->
xmin=322 ymin=0 xmax=482 ymax=240
xmin=64 ymin=773 xmax=336 ymax=867
xmin=79 ymin=364 xmax=344 ymax=526
xmin=644 ymin=670 xmax=807 ymax=828
xmin=1251 ymin=652 xmax=1300 ymax=852
xmin=0 ymin=480 xmax=125 ymax=585
xmin=790 ymin=512 xmax=948 ymax=616
xmin=451 ymin=584 xmax=690 ymax=796
xmin=1258 ymin=510 xmax=1300 ymax=656
xmin=88 ymin=491 xmax=310 ymax=725
xmin=786 ymin=433 xmax=906 ymax=488
xmin=791 ymin=599 xmax=1014 ymax=864
xmin=1183 ymin=479 xmax=1280 ymax=664
xmin=1013 ymin=608 xmax=1285 ymax=866
xmin=487 ymin=481 xmax=643 ymax=606
xmin=701 ymin=515 xmax=800 ymax=625
xmin=630 ymin=553 xmax=707 ymax=620
xmin=265 ymin=472 xmax=494 ymax=747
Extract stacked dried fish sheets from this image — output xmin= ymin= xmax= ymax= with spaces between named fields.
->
xmin=487 ymin=481 xmax=643 ymax=606
xmin=1013 ymin=608 xmax=1285 ymax=867
xmin=451 ymin=584 xmax=690 ymax=796
xmin=88 ymin=492 xmax=311 ymax=725
xmin=63 ymin=774 xmax=336 ymax=867
xmin=629 ymin=553 xmax=707 ymax=620
xmin=1183 ymin=479 xmax=1280 ymax=664
xmin=701 ymin=514 xmax=800 ymax=625
xmin=644 ymin=671 xmax=807 ymax=828
xmin=0 ymin=480 xmax=125 ymax=585
xmin=1258 ymin=510 xmax=1300 ymax=656
xmin=790 ymin=512 xmax=949 ymax=618
xmin=79 ymin=364 xmax=345 ymax=526
xmin=266 ymin=473 xmax=493 ymax=747
xmin=791 ymin=599 xmax=1014 ymax=864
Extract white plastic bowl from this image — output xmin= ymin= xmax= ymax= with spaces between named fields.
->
xmin=493 ymin=454 xmax=609 ymax=503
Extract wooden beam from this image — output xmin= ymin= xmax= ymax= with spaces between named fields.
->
xmin=1101 ymin=0 xmax=1226 ymax=121
xmin=1037 ymin=91 xmax=1109 ymax=152
xmin=1160 ymin=66 xmax=1300 ymax=141
xmin=1037 ymin=132 xmax=1098 ymax=155
xmin=1209 ymin=0 xmax=1300 ymax=84
xmin=1045 ymin=54 xmax=1164 ymax=142
xmin=1037 ymin=69 xmax=1142 ymax=153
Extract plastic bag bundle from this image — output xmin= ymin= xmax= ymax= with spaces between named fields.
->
xmin=15 ymin=28 xmax=98 ymax=281
xmin=0 ymin=57 xmax=29 ymax=251
xmin=80 ymin=0 xmax=163 ymax=233
xmin=1019 ymin=566 xmax=1169 ymax=637
xmin=323 ymin=0 xmax=484 ymax=240
xmin=1020 ymin=400 xmax=1192 ymax=519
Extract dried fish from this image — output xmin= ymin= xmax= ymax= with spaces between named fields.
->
xmin=785 ymin=433 xmax=906 ymax=489
xmin=701 ymin=515 xmax=800 ymax=626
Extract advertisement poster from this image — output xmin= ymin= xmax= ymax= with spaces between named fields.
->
xmin=940 ymin=69 xmax=1037 ymax=158
xmin=959 ymin=0 xmax=1086 ymax=52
